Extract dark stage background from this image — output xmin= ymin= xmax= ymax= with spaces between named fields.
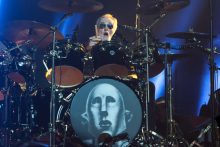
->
xmin=0 ymin=0 xmax=220 ymax=118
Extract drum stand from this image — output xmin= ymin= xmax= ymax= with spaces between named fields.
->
xmin=162 ymin=48 xmax=189 ymax=147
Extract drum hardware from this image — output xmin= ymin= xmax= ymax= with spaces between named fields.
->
xmin=204 ymin=4 xmax=220 ymax=140
xmin=160 ymin=49 xmax=189 ymax=146
xmin=121 ymin=11 xmax=167 ymax=145
xmin=38 ymin=13 xmax=75 ymax=147
xmin=0 ymin=39 xmax=15 ymax=68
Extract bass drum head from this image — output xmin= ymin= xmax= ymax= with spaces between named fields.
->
xmin=70 ymin=77 xmax=142 ymax=146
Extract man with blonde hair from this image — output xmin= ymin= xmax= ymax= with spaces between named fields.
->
xmin=87 ymin=13 xmax=118 ymax=50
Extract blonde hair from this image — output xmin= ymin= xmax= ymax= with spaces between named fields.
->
xmin=96 ymin=13 xmax=118 ymax=30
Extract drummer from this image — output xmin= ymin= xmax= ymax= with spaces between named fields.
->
xmin=86 ymin=13 xmax=118 ymax=51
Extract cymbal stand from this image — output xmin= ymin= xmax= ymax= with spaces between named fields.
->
xmin=140 ymin=13 xmax=166 ymax=145
xmin=162 ymin=48 xmax=189 ymax=147
xmin=32 ymin=13 xmax=71 ymax=147
xmin=208 ymin=0 xmax=219 ymax=146
xmin=48 ymin=13 xmax=72 ymax=147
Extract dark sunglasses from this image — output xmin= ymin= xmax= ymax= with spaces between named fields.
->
xmin=98 ymin=23 xmax=113 ymax=29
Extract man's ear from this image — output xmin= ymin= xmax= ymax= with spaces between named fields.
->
xmin=125 ymin=110 xmax=133 ymax=123
xmin=81 ymin=112 xmax=88 ymax=125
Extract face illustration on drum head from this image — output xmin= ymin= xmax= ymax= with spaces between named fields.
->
xmin=70 ymin=78 xmax=142 ymax=146
xmin=85 ymin=83 xmax=127 ymax=137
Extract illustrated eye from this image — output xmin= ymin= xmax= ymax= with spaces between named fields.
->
xmin=106 ymin=96 xmax=116 ymax=103
xmin=91 ymin=97 xmax=101 ymax=105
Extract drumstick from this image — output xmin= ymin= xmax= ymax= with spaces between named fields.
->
xmin=95 ymin=25 xmax=98 ymax=37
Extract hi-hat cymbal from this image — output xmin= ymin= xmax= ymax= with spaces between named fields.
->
xmin=137 ymin=0 xmax=190 ymax=15
xmin=3 ymin=20 xmax=64 ymax=49
xmin=38 ymin=0 xmax=104 ymax=13
xmin=166 ymin=32 xmax=214 ymax=40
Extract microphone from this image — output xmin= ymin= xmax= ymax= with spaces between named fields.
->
xmin=97 ymin=132 xmax=129 ymax=147
xmin=197 ymin=124 xmax=211 ymax=139
xmin=112 ymin=132 xmax=129 ymax=143
xmin=98 ymin=133 xmax=112 ymax=147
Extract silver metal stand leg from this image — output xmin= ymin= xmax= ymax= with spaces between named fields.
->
xmin=162 ymin=53 xmax=189 ymax=147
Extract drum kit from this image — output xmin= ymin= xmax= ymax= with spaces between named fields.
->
xmin=0 ymin=0 xmax=218 ymax=147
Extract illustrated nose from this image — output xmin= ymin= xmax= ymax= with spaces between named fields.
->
xmin=100 ymin=111 xmax=108 ymax=117
xmin=100 ymin=100 xmax=108 ymax=117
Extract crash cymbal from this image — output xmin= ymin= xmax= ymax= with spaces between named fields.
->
xmin=166 ymin=32 xmax=214 ymax=40
xmin=38 ymin=0 xmax=104 ymax=13
xmin=3 ymin=20 xmax=64 ymax=49
xmin=137 ymin=0 xmax=189 ymax=15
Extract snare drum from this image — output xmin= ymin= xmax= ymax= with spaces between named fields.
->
xmin=91 ymin=41 xmax=129 ymax=78
xmin=57 ymin=77 xmax=143 ymax=146
xmin=45 ymin=39 xmax=85 ymax=88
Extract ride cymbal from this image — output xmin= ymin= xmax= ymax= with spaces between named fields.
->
xmin=3 ymin=20 xmax=64 ymax=49
xmin=38 ymin=0 xmax=104 ymax=13
xmin=136 ymin=0 xmax=190 ymax=15
xmin=166 ymin=32 xmax=215 ymax=40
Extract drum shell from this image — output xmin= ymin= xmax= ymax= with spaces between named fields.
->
xmin=91 ymin=41 xmax=130 ymax=77
xmin=45 ymin=41 xmax=85 ymax=88
xmin=46 ymin=42 xmax=85 ymax=73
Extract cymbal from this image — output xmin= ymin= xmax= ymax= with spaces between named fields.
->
xmin=0 ymin=91 xmax=4 ymax=101
xmin=137 ymin=0 xmax=189 ymax=15
xmin=160 ymin=53 xmax=190 ymax=62
xmin=166 ymin=32 xmax=214 ymax=40
xmin=3 ymin=20 xmax=64 ymax=49
xmin=38 ymin=0 xmax=104 ymax=13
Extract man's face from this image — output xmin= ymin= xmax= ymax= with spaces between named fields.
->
xmin=87 ymin=83 xmax=126 ymax=136
xmin=96 ymin=17 xmax=117 ymax=41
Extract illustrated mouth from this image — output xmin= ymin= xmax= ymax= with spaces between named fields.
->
xmin=104 ymin=32 xmax=108 ymax=36
xmin=99 ymin=120 xmax=112 ymax=129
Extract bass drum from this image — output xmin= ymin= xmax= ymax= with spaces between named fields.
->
xmin=57 ymin=77 xmax=143 ymax=147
